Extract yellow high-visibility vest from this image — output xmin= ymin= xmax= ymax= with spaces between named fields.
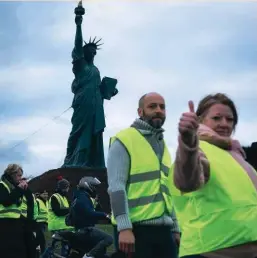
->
xmin=91 ymin=198 xmax=97 ymax=209
xmin=21 ymin=194 xmax=38 ymax=220
xmin=36 ymin=198 xmax=49 ymax=223
xmin=110 ymin=127 xmax=173 ymax=224
xmin=48 ymin=193 xmax=73 ymax=231
xmin=20 ymin=196 xmax=27 ymax=217
xmin=0 ymin=181 xmax=21 ymax=219
xmin=33 ymin=195 xmax=38 ymax=220
xmin=170 ymin=140 xmax=257 ymax=256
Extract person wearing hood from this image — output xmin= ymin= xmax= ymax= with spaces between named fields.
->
xmin=72 ymin=176 xmax=113 ymax=258
xmin=0 ymin=163 xmax=28 ymax=258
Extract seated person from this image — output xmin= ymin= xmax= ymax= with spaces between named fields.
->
xmin=48 ymin=177 xmax=73 ymax=256
xmin=72 ymin=176 xmax=113 ymax=258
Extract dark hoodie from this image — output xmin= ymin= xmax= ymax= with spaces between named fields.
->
xmin=72 ymin=188 xmax=106 ymax=229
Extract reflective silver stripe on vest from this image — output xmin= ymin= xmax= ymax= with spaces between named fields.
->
xmin=37 ymin=213 xmax=47 ymax=218
xmin=129 ymin=170 xmax=160 ymax=183
xmin=160 ymin=163 xmax=169 ymax=176
xmin=129 ymin=164 xmax=169 ymax=184
xmin=37 ymin=216 xmax=47 ymax=221
xmin=128 ymin=193 xmax=163 ymax=208
xmin=0 ymin=209 xmax=21 ymax=215
xmin=160 ymin=184 xmax=171 ymax=196
xmin=127 ymin=163 xmax=171 ymax=209
xmin=128 ymin=185 xmax=171 ymax=209
xmin=39 ymin=211 xmax=48 ymax=215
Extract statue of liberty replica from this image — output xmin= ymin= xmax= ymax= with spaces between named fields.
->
xmin=28 ymin=1 xmax=117 ymax=213
xmin=62 ymin=0 xmax=118 ymax=169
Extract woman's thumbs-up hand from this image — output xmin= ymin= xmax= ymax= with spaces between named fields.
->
xmin=178 ymin=101 xmax=199 ymax=146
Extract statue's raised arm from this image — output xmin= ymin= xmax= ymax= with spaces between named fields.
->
xmin=72 ymin=1 xmax=85 ymax=61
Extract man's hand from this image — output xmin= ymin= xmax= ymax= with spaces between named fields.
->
xmin=172 ymin=232 xmax=180 ymax=247
xmin=178 ymin=100 xmax=199 ymax=147
xmin=119 ymin=229 xmax=135 ymax=255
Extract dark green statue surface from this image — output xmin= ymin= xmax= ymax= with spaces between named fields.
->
xmin=62 ymin=1 xmax=118 ymax=168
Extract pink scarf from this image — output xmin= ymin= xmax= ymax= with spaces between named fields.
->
xmin=197 ymin=124 xmax=246 ymax=159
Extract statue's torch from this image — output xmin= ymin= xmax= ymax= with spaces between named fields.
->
xmin=75 ymin=0 xmax=85 ymax=15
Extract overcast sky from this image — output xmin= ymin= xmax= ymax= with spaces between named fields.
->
xmin=0 ymin=1 xmax=256 ymax=178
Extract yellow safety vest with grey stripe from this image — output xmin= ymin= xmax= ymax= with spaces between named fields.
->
xmin=21 ymin=194 xmax=38 ymax=220
xmin=110 ymin=127 xmax=173 ymax=224
xmin=36 ymin=199 xmax=49 ymax=223
xmin=48 ymin=193 xmax=73 ymax=231
xmin=0 ymin=181 xmax=22 ymax=219
xmin=170 ymin=141 xmax=257 ymax=256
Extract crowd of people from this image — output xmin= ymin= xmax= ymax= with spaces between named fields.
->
xmin=1 ymin=92 xmax=257 ymax=258
xmin=0 ymin=166 xmax=113 ymax=258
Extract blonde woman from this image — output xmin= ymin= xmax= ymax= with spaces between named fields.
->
xmin=171 ymin=93 xmax=257 ymax=258
xmin=0 ymin=164 xmax=28 ymax=258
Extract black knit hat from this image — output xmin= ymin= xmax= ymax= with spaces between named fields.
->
xmin=56 ymin=176 xmax=70 ymax=191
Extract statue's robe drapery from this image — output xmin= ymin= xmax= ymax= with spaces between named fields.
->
xmin=63 ymin=47 xmax=106 ymax=168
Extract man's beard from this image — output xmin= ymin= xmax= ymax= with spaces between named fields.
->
xmin=143 ymin=112 xmax=165 ymax=129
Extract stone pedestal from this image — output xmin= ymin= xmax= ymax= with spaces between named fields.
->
xmin=28 ymin=167 xmax=111 ymax=213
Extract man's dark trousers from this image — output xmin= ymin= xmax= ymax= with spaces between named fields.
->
xmin=114 ymin=225 xmax=178 ymax=258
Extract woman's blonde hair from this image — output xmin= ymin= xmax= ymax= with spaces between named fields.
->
xmin=196 ymin=93 xmax=238 ymax=129
xmin=4 ymin=164 xmax=23 ymax=176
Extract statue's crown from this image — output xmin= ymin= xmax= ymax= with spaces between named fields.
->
xmin=84 ymin=37 xmax=103 ymax=50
